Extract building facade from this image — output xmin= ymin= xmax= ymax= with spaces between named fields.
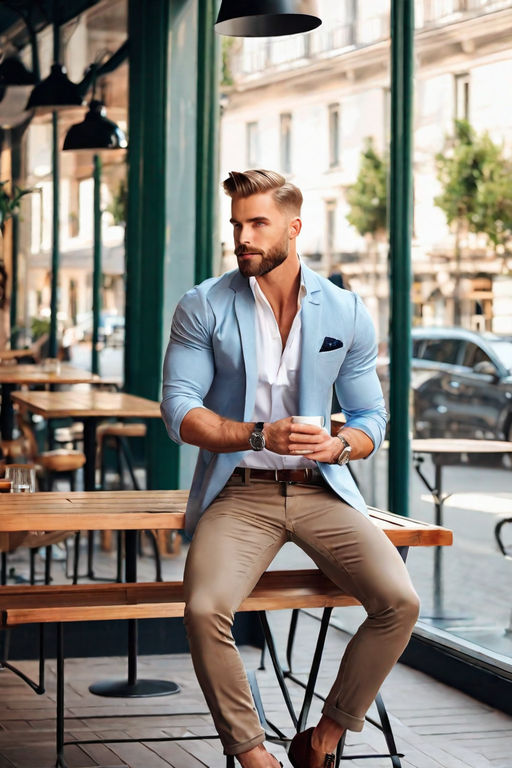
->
xmin=220 ymin=0 xmax=512 ymax=340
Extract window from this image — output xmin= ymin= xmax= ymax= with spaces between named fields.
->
xmin=462 ymin=342 xmax=493 ymax=369
xmin=454 ymin=73 xmax=470 ymax=121
xmin=326 ymin=200 xmax=337 ymax=257
xmin=421 ymin=338 xmax=461 ymax=364
xmin=280 ymin=113 xmax=292 ymax=174
xmin=246 ymin=122 xmax=260 ymax=167
xmin=328 ymin=103 xmax=341 ymax=168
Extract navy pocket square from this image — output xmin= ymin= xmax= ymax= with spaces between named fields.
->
xmin=320 ymin=337 xmax=344 ymax=352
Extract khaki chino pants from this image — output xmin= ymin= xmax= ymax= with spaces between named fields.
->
xmin=183 ymin=476 xmax=420 ymax=756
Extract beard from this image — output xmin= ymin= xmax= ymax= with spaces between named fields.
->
xmin=236 ymin=238 xmax=289 ymax=278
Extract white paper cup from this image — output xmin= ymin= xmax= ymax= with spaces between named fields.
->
xmin=292 ymin=416 xmax=325 ymax=428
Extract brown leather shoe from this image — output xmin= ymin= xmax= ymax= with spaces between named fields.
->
xmin=288 ymin=727 xmax=335 ymax=768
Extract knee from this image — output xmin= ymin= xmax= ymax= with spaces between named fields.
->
xmin=184 ymin=593 xmax=234 ymax=634
xmin=371 ymin=587 xmax=420 ymax=632
xmin=392 ymin=589 xmax=420 ymax=630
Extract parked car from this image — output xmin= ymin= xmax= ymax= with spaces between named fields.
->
xmin=411 ymin=327 xmax=512 ymax=443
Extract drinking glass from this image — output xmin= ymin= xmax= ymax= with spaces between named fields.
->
xmin=5 ymin=464 xmax=36 ymax=493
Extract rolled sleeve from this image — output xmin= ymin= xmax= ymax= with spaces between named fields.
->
xmin=161 ymin=289 xmax=215 ymax=445
xmin=334 ymin=294 xmax=388 ymax=456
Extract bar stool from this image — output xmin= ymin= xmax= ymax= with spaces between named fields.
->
xmin=97 ymin=421 xmax=147 ymax=490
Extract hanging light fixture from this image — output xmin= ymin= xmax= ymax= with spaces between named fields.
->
xmin=0 ymin=56 xmax=36 ymax=86
xmin=215 ymin=0 xmax=321 ymax=37
xmin=63 ymin=100 xmax=127 ymax=151
xmin=26 ymin=18 xmax=84 ymax=113
xmin=26 ymin=62 xmax=83 ymax=112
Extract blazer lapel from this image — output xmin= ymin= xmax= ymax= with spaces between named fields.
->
xmin=231 ymin=272 xmax=258 ymax=421
xmin=299 ymin=266 xmax=322 ymax=414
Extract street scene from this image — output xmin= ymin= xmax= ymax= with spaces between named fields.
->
xmin=1 ymin=1 xmax=512 ymax=767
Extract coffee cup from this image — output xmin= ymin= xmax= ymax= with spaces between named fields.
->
xmin=292 ymin=416 xmax=325 ymax=428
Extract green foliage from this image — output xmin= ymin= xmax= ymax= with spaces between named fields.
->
xmin=0 ymin=181 xmax=33 ymax=232
xmin=30 ymin=317 xmax=50 ymax=341
xmin=221 ymin=37 xmax=235 ymax=87
xmin=346 ymin=138 xmax=388 ymax=237
xmin=435 ymin=119 xmax=512 ymax=251
xmin=106 ymin=178 xmax=127 ymax=226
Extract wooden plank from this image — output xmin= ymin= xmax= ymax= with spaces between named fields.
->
xmin=1 ymin=572 xmax=362 ymax=625
xmin=0 ymin=364 xmax=99 ymax=385
xmin=11 ymin=390 xmax=161 ymax=418
xmin=0 ymin=491 xmax=452 ymax=546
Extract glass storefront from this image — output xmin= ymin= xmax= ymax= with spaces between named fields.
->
xmin=218 ymin=0 xmax=512 ymax=681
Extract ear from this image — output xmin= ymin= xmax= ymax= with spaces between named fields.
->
xmin=289 ymin=217 xmax=302 ymax=240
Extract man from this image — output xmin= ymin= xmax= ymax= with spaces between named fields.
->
xmin=161 ymin=169 xmax=419 ymax=768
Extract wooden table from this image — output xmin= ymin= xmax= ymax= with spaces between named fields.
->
xmin=11 ymin=390 xmax=162 ymax=492
xmin=0 ymin=364 xmax=100 ymax=441
xmin=412 ymin=438 xmax=512 ymax=619
xmin=0 ymin=490 xmax=452 ymax=709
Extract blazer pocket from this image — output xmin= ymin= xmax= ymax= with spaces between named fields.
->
xmin=320 ymin=336 xmax=344 ymax=352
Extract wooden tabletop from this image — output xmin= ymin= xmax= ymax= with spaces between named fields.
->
xmin=0 ymin=349 xmax=33 ymax=361
xmin=11 ymin=390 xmax=162 ymax=418
xmin=0 ymin=490 xmax=452 ymax=547
xmin=411 ymin=438 xmax=512 ymax=454
xmin=0 ymin=364 xmax=100 ymax=385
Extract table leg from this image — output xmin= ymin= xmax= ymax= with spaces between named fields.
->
xmin=88 ymin=530 xmax=180 ymax=698
xmin=1 ymin=383 xmax=15 ymax=442
xmin=82 ymin=418 xmax=97 ymax=578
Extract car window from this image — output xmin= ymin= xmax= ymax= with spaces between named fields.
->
xmin=420 ymin=339 xmax=460 ymax=364
xmin=412 ymin=340 xmax=423 ymax=359
xmin=463 ymin=342 xmax=493 ymax=369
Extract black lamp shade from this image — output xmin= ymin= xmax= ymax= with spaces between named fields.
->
xmin=0 ymin=57 xmax=36 ymax=86
xmin=215 ymin=0 xmax=321 ymax=36
xmin=26 ymin=63 xmax=84 ymax=111
xmin=63 ymin=100 xmax=127 ymax=151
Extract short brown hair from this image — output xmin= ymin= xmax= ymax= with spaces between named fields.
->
xmin=222 ymin=169 xmax=303 ymax=214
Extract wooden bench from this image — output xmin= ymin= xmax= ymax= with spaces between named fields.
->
xmin=0 ymin=492 xmax=452 ymax=768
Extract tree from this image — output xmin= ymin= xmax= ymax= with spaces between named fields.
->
xmin=346 ymin=137 xmax=388 ymax=238
xmin=435 ymin=119 xmax=512 ymax=323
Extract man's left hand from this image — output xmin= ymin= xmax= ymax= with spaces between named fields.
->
xmin=289 ymin=424 xmax=374 ymax=462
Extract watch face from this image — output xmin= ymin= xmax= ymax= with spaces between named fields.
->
xmin=249 ymin=432 xmax=265 ymax=451
xmin=337 ymin=445 xmax=352 ymax=465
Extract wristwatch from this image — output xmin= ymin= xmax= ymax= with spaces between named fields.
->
xmin=335 ymin=431 xmax=352 ymax=466
xmin=249 ymin=422 xmax=265 ymax=451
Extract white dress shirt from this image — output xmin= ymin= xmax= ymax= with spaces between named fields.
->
xmin=240 ymin=274 xmax=316 ymax=470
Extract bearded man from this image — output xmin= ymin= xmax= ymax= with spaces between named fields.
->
xmin=161 ymin=169 xmax=419 ymax=768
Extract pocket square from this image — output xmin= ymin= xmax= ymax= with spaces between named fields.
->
xmin=320 ymin=336 xmax=344 ymax=352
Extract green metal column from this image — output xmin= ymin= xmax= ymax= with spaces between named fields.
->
xmin=49 ymin=109 xmax=59 ymax=359
xmin=125 ymin=0 xmax=219 ymax=490
xmin=10 ymin=136 xmax=22 ymax=347
xmin=387 ymin=0 xmax=415 ymax=516
xmin=91 ymin=153 xmax=102 ymax=375
xmin=195 ymin=0 xmax=220 ymax=284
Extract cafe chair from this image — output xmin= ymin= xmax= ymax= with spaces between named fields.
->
xmin=94 ymin=421 xmax=165 ymax=581
xmin=16 ymin=414 xmax=86 ymax=491
xmin=96 ymin=420 xmax=147 ymax=490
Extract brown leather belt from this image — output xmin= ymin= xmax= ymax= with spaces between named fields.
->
xmin=231 ymin=467 xmax=325 ymax=485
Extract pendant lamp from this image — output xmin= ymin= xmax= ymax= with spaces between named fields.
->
xmin=26 ymin=62 xmax=83 ymax=112
xmin=63 ymin=100 xmax=127 ymax=151
xmin=215 ymin=0 xmax=321 ymax=36
xmin=0 ymin=57 xmax=36 ymax=86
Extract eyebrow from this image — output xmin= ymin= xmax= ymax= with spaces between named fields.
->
xmin=230 ymin=216 xmax=271 ymax=224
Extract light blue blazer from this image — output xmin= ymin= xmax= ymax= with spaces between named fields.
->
xmin=161 ymin=264 xmax=388 ymax=536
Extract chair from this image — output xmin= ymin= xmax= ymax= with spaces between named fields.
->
xmin=17 ymin=414 xmax=85 ymax=491
xmin=96 ymin=421 xmax=147 ymax=490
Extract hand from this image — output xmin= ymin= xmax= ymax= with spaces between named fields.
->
xmin=264 ymin=418 xmax=342 ymax=463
